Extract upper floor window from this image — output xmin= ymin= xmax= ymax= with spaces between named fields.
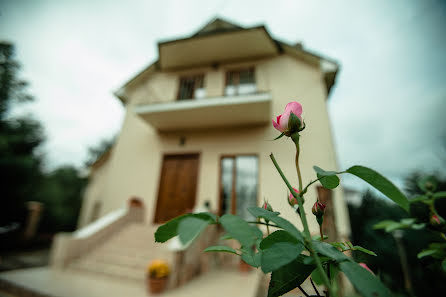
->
xmin=177 ymin=75 xmax=205 ymax=100
xmin=225 ymin=68 xmax=256 ymax=96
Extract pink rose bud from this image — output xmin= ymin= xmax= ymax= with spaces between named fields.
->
xmin=272 ymin=101 xmax=303 ymax=135
xmin=263 ymin=201 xmax=273 ymax=212
xmin=312 ymin=201 xmax=326 ymax=217
xmin=288 ymin=187 xmax=300 ymax=206
xmin=430 ymin=214 xmax=445 ymax=226
xmin=359 ymin=263 xmax=374 ymax=275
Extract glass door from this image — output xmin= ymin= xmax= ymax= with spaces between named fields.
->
xmin=220 ymin=155 xmax=258 ymax=220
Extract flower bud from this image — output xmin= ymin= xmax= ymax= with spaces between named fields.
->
xmin=312 ymin=201 xmax=326 ymax=217
xmin=263 ymin=200 xmax=273 ymax=212
xmin=288 ymin=187 xmax=300 ymax=207
xmin=430 ymin=214 xmax=445 ymax=227
xmin=272 ymin=102 xmax=305 ymax=137
xmin=359 ymin=263 xmax=374 ymax=275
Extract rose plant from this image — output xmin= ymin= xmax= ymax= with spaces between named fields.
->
xmin=154 ymin=101 xmax=411 ymax=297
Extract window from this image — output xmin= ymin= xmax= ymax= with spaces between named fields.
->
xmin=220 ymin=155 xmax=258 ymax=220
xmin=177 ymin=75 xmax=205 ymax=100
xmin=225 ymin=68 xmax=256 ymax=96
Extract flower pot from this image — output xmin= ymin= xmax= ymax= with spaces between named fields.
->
xmin=148 ymin=277 xmax=168 ymax=294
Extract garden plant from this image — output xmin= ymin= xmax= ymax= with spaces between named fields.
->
xmin=154 ymin=101 xmax=413 ymax=297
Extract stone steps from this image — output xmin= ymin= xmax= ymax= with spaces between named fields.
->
xmin=68 ymin=223 xmax=173 ymax=281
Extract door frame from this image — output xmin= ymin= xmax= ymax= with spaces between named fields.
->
xmin=153 ymin=152 xmax=201 ymax=224
xmin=217 ymin=153 xmax=259 ymax=216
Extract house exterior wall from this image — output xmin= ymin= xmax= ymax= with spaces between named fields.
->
xmin=79 ymin=54 xmax=350 ymax=238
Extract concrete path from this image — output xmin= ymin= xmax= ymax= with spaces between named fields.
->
xmin=0 ymin=267 xmax=264 ymax=297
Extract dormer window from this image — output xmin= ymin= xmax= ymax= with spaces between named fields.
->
xmin=177 ymin=75 xmax=205 ymax=100
xmin=225 ymin=68 xmax=256 ymax=96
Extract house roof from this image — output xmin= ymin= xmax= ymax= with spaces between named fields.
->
xmin=115 ymin=18 xmax=339 ymax=103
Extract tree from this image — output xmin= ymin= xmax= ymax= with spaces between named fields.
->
xmin=84 ymin=136 xmax=115 ymax=167
xmin=36 ymin=166 xmax=87 ymax=232
xmin=0 ymin=42 xmax=45 ymax=226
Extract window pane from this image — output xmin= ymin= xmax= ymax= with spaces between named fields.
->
xmin=235 ymin=156 xmax=258 ymax=221
xmin=221 ymin=158 xmax=234 ymax=215
xmin=239 ymin=69 xmax=254 ymax=84
xmin=178 ymin=77 xmax=195 ymax=100
xmin=226 ymin=72 xmax=235 ymax=86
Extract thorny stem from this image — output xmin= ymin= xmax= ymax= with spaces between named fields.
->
xmin=266 ymin=224 xmax=270 ymax=236
xmin=270 ymin=152 xmax=335 ymax=297
xmin=320 ymin=225 xmax=324 ymax=242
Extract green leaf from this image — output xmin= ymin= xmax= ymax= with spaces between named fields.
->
xmin=410 ymin=195 xmax=428 ymax=203
xmin=219 ymin=234 xmax=233 ymax=241
xmin=313 ymin=166 xmax=340 ymax=189
xmin=220 ymin=214 xmax=260 ymax=248
xmin=154 ymin=212 xmax=216 ymax=243
xmin=411 ymin=223 xmax=426 ymax=230
xmin=261 ymin=242 xmax=304 ymax=273
xmin=317 ymin=173 xmax=340 ymax=189
xmin=373 ymin=220 xmax=398 ymax=230
xmin=247 ymin=206 xmax=281 ymax=218
xmin=442 ymin=259 xmax=446 ymax=273
xmin=273 ymin=132 xmax=285 ymax=140
xmin=204 ymin=246 xmax=238 ymax=254
xmin=353 ymin=246 xmax=377 ymax=256
xmin=417 ymin=249 xmax=437 ymax=259
xmin=311 ymin=267 xmax=324 ymax=285
xmin=313 ymin=166 xmax=338 ymax=176
xmin=312 ymin=234 xmax=329 ymax=241
xmin=347 ymin=166 xmax=409 ymax=211
xmin=434 ymin=191 xmax=446 ymax=199
xmin=178 ymin=217 xmax=210 ymax=245
xmin=241 ymin=249 xmax=262 ymax=268
xmin=268 ymin=258 xmax=315 ymax=297
xmin=288 ymin=112 xmax=301 ymax=132
xmin=339 ymin=261 xmax=392 ymax=297
xmin=312 ymin=240 xmax=350 ymax=262
xmin=260 ymin=230 xmax=299 ymax=250
xmin=248 ymin=207 xmax=304 ymax=243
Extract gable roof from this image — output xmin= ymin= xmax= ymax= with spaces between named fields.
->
xmin=115 ymin=18 xmax=339 ymax=102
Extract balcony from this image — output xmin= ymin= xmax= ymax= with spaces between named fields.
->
xmin=134 ymin=93 xmax=272 ymax=132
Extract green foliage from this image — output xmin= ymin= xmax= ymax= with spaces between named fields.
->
xmin=35 ymin=166 xmax=87 ymax=232
xmin=204 ymin=246 xmax=238 ymax=254
xmin=260 ymin=230 xmax=300 ymax=249
xmin=154 ymin=212 xmax=215 ymax=243
xmin=330 ymin=241 xmax=377 ymax=256
xmin=220 ymin=214 xmax=261 ymax=248
xmin=178 ymin=217 xmax=210 ymax=245
xmin=0 ymin=42 xmax=44 ymax=226
xmin=85 ymin=136 xmax=115 ymax=167
xmin=268 ymin=257 xmax=315 ymax=297
xmin=339 ymin=261 xmax=392 ymax=297
xmin=313 ymin=166 xmax=340 ymax=189
xmin=312 ymin=240 xmax=350 ymax=262
xmin=260 ymin=242 xmax=304 ymax=273
xmin=347 ymin=166 xmax=410 ymax=211
xmin=349 ymin=188 xmax=446 ymax=296
xmin=248 ymin=207 xmax=304 ymax=243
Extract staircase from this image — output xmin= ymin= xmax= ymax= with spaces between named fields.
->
xmin=69 ymin=223 xmax=170 ymax=282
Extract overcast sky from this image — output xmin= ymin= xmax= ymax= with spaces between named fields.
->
xmin=1 ymin=0 xmax=445 ymax=190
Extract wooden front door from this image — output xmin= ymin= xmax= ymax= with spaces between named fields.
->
xmin=154 ymin=154 xmax=199 ymax=223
